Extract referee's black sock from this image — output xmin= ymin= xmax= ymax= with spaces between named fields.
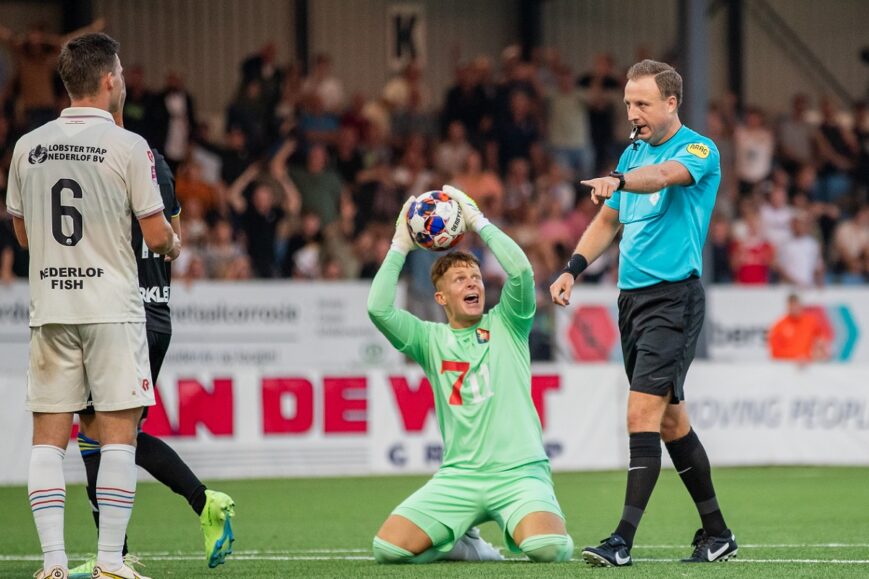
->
xmin=614 ymin=432 xmax=661 ymax=548
xmin=136 ymin=431 xmax=208 ymax=516
xmin=665 ymin=428 xmax=727 ymax=536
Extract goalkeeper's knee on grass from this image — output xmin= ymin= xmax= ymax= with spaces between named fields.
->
xmin=519 ymin=533 xmax=574 ymax=562
xmin=372 ymin=536 xmax=415 ymax=564
xmin=372 ymin=537 xmax=445 ymax=564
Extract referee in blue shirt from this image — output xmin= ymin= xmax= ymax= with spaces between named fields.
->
xmin=550 ymin=60 xmax=737 ymax=567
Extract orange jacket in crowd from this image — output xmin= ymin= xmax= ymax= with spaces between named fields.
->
xmin=768 ymin=311 xmax=831 ymax=361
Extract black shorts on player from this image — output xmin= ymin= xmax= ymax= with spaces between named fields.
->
xmin=617 ymin=275 xmax=705 ymax=402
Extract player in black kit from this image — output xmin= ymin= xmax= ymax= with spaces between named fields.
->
xmin=69 ymin=111 xmax=236 ymax=577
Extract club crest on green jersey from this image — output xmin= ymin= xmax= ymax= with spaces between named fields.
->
xmin=476 ymin=328 xmax=490 ymax=343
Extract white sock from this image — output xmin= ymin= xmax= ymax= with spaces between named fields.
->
xmin=96 ymin=444 xmax=137 ymax=569
xmin=28 ymin=445 xmax=68 ymax=570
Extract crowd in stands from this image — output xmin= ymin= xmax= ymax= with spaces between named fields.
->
xmin=1 ymin=29 xmax=868 ymax=304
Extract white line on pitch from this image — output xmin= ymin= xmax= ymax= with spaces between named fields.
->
xmin=3 ymin=554 xmax=869 ymax=565
xmin=641 ymin=543 xmax=869 ymax=549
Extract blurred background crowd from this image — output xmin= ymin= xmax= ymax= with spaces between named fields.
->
xmin=1 ymin=24 xmax=867 ymax=304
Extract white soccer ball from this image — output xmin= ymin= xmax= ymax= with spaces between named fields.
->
xmin=405 ymin=190 xmax=466 ymax=251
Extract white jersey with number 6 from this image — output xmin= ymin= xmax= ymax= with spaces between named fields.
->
xmin=6 ymin=107 xmax=164 ymax=326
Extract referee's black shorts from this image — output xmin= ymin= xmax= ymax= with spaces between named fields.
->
xmin=617 ymin=275 xmax=704 ymax=403
xmin=78 ymin=330 xmax=171 ymax=418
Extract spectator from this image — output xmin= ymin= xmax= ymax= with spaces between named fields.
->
xmin=227 ymin=171 xmax=288 ymax=278
xmin=180 ymin=253 xmax=208 ymax=283
xmin=226 ymin=79 xmax=270 ymax=155
xmin=392 ymin=144 xmax=436 ymax=199
xmin=768 ymin=294 xmax=831 ymax=361
xmin=546 ymin=66 xmax=593 ymax=179
xmin=536 ymin=193 xmax=575 ymax=252
xmin=121 ymin=64 xmax=157 ymax=144
xmin=302 ymin=53 xmax=345 ymax=114
xmin=577 ymin=53 xmax=621 ymax=173
xmin=340 ymin=92 xmax=370 ymax=137
xmin=535 ymin=159 xmax=574 ymax=214
xmin=441 ymin=62 xmax=488 ymax=141
xmin=777 ymin=94 xmax=815 ymax=176
xmin=0 ymin=114 xmax=13 ymax=183
xmin=174 ymin=159 xmax=220 ymax=215
xmin=502 ymin=157 xmax=534 ymax=217
xmin=814 ymin=97 xmax=858 ymax=204
xmin=730 ymin=214 xmax=775 ymax=284
xmin=759 ymin=185 xmax=796 ymax=250
xmin=188 ymin=121 xmax=222 ymax=185
xmin=240 ymin=41 xmax=283 ymax=111
xmin=386 ymin=62 xmax=436 ymax=147
xmin=155 ymin=71 xmax=197 ymax=172
xmin=434 ymin=120 xmax=473 ymax=178
xmin=289 ymin=143 xmax=345 ymax=227
xmin=280 ymin=211 xmax=324 ymax=278
xmin=707 ymin=105 xmax=737 ymax=217
xmin=853 ymin=101 xmax=869 ymax=191
xmin=708 ymin=213 xmax=733 ymax=283
xmin=775 ymin=214 xmax=824 ymax=288
xmin=1 ymin=195 xmax=27 ymax=283
xmin=0 ymin=18 xmax=104 ymax=130
xmin=178 ymin=197 xmax=209 ymax=248
xmin=733 ymin=106 xmax=775 ymax=194
xmin=271 ymin=62 xmax=303 ymax=140
xmin=203 ymin=219 xmax=246 ymax=279
xmin=451 ymin=148 xmax=504 ymax=217
xmin=382 ymin=60 xmax=431 ymax=114
xmin=332 ymin=125 xmax=364 ymax=186
xmin=217 ymin=126 xmax=255 ymax=185
xmin=297 ymin=93 xmax=340 ymax=147
xmin=830 ymin=205 xmax=869 ymax=283
xmin=496 ymin=91 xmax=541 ymax=173
xmin=357 ymin=231 xmax=390 ymax=279
xmin=222 ymin=254 xmax=254 ymax=280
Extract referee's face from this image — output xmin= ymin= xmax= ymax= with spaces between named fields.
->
xmin=435 ymin=263 xmax=485 ymax=329
xmin=624 ymin=75 xmax=679 ymax=146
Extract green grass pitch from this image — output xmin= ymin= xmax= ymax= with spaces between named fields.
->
xmin=2 ymin=467 xmax=868 ymax=578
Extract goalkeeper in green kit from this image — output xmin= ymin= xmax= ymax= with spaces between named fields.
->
xmin=367 ymin=185 xmax=573 ymax=564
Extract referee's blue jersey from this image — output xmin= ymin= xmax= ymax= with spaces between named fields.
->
xmin=605 ymin=125 xmax=720 ymax=290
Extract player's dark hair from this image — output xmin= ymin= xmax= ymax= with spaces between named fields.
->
xmin=58 ymin=33 xmax=120 ymax=99
xmin=627 ymin=59 xmax=682 ymax=108
xmin=431 ymin=251 xmax=480 ymax=289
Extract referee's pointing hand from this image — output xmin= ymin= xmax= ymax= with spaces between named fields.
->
xmin=580 ymin=176 xmax=621 ymax=205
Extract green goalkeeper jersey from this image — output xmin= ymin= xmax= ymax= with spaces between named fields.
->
xmin=368 ymin=224 xmax=547 ymax=472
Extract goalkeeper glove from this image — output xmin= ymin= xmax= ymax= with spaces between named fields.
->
xmin=442 ymin=184 xmax=490 ymax=233
xmin=391 ymin=196 xmax=417 ymax=255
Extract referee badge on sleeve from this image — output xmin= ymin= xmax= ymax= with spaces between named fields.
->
xmin=687 ymin=143 xmax=710 ymax=158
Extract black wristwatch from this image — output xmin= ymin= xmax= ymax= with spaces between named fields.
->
xmin=609 ymin=171 xmax=626 ymax=191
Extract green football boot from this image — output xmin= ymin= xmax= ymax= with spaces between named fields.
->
xmin=68 ymin=555 xmax=95 ymax=579
xmin=70 ymin=554 xmax=142 ymax=579
xmin=200 ymin=490 xmax=236 ymax=568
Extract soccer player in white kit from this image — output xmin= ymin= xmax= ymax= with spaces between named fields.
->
xmin=6 ymin=33 xmax=180 ymax=579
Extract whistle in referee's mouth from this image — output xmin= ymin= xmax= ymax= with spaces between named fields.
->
xmin=629 ymin=125 xmax=639 ymax=142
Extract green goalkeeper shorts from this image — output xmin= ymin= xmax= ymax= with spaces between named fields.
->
xmin=392 ymin=460 xmax=564 ymax=554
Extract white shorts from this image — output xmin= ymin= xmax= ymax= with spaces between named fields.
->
xmin=27 ymin=323 xmax=156 ymax=413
